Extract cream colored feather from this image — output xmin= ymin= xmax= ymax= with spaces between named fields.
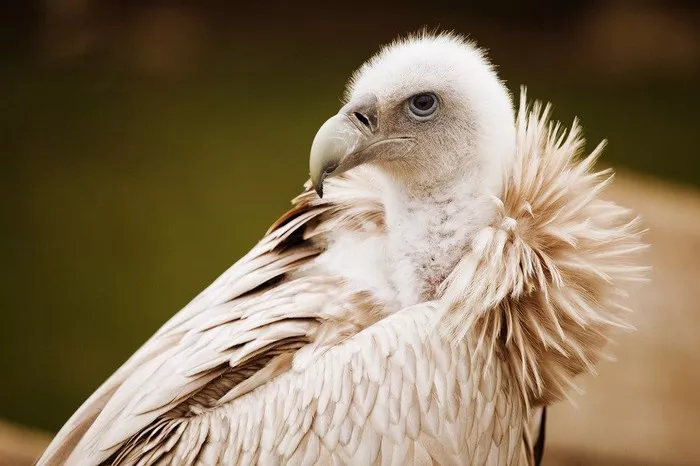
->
xmin=38 ymin=65 xmax=645 ymax=466
xmin=439 ymin=90 xmax=647 ymax=409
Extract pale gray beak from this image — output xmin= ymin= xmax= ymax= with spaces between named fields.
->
xmin=309 ymin=94 xmax=379 ymax=198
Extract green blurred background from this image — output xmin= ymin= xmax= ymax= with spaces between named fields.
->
xmin=1 ymin=0 xmax=699 ymax=434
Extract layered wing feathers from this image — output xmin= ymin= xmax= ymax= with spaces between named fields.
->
xmin=39 ymin=170 xmax=386 ymax=465
xmin=104 ymin=305 xmax=525 ymax=465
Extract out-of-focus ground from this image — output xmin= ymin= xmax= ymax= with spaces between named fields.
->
xmin=1 ymin=1 xmax=699 ymax=464
xmin=2 ymin=172 xmax=699 ymax=465
xmin=0 ymin=421 xmax=51 ymax=466
xmin=544 ymin=174 xmax=700 ymax=466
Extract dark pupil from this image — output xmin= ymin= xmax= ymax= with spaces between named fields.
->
xmin=415 ymin=94 xmax=433 ymax=110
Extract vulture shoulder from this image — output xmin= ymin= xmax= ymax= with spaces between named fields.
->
xmin=38 ymin=170 xmax=396 ymax=465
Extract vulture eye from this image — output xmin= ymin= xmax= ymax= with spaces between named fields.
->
xmin=408 ymin=93 xmax=438 ymax=120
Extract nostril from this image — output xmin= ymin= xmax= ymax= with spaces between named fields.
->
xmin=353 ymin=112 xmax=371 ymax=129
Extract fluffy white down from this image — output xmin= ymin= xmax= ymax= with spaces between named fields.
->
xmin=325 ymin=33 xmax=517 ymax=306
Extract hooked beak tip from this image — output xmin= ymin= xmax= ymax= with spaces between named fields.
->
xmin=314 ymin=181 xmax=324 ymax=198
xmin=312 ymin=162 xmax=339 ymax=199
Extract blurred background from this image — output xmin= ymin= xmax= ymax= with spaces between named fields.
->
xmin=1 ymin=0 xmax=699 ymax=464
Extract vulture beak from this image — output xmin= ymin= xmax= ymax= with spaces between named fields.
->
xmin=309 ymin=94 xmax=380 ymax=198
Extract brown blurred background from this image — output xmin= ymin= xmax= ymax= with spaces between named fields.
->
xmin=1 ymin=0 xmax=699 ymax=464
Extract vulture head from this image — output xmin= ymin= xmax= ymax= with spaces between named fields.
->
xmin=310 ymin=33 xmax=515 ymax=199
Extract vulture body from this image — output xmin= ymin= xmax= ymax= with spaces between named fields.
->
xmin=39 ymin=33 xmax=646 ymax=465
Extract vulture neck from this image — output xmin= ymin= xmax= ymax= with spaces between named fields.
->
xmin=382 ymin=169 xmax=497 ymax=306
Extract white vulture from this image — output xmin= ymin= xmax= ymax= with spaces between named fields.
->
xmin=39 ymin=32 xmax=646 ymax=465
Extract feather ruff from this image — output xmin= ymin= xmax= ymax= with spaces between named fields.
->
xmin=438 ymin=89 xmax=648 ymax=408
